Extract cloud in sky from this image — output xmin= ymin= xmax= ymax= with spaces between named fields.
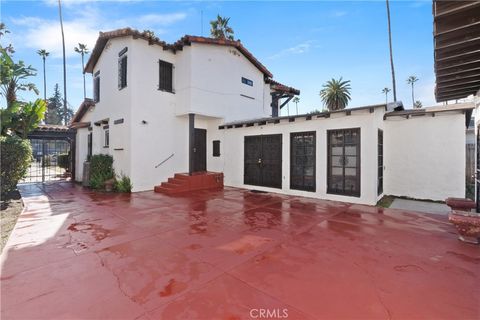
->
xmin=331 ymin=10 xmax=347 ymax=18
xmin=269 ymin=40 xmax=317 ymax=60
xmin=10 ymin=6 xmax=188 ymax=58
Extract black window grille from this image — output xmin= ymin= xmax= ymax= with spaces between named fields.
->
xmin=378 ymin=129 xmax=383 ymax=195
xmin=93 ymin=76 xmax=100 ymax=102
xmin=290 ymin=131 xmax=316 ymax=192
xmin=118 ymin=55 xmax=127 ymax=89
xmin=213 ymin=140 xmax=220 ymax=157
xmin=158 ymin=60 xmax=173 ymax=92
xmin=327 ymin=128 xmax=361 ymax=197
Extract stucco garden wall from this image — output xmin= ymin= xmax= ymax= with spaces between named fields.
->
xmin=384 ymin=112 xmax=466 ymax=201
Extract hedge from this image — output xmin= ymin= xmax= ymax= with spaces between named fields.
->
xmin=57 ymin=153 xmax=70 ymax=170
xmin=1 ymin=136 xmax=32 ymax=194
xmin=89 ymin=154 xmax=114 ymax=189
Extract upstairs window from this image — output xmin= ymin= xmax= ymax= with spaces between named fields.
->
xmin=242 ymin=77 xmax=253 ymax=86
xmin=118 ymin=48 xmax=127 ymax=89
xmin=93 ymin=71 xmax=100 ymax=102
xmin=87 ymin=132 xmax=93 ymax=158
xmin=93 ymin=77 xmax=100 ymax=102
xmin=158 ymin=60 xmax=174 ymax=93
xmin=104 ymin=127 xmax=110 ymax=148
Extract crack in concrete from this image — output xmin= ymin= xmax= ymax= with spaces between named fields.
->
xmin=93 ymin=251 xmax=140 ymax=308
xmin=353 ymin=262 xmax=392 ymax=320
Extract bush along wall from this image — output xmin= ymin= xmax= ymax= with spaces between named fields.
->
xmin=1 ymin=136 xmax=32 ymax=194
xmin=89 ymin=154 xmax=114 ymax=190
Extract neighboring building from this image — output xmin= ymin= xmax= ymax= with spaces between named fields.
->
xmin=432 ymin=0 xmax=480 ymax=209
xmin=71 ymin=28 xmax=473 ymax=206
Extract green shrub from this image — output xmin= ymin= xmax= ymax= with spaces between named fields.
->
xmin=89 ymin=154 xmax=114 ymax=190
xmin=115 ymin=174 xmax=132 ymax=193
xmin=1 ymin=136 xmax=32 ymax=194
xmin=57 ymin=153 xmax=70 ymax=170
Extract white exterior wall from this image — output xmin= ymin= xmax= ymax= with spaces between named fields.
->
xmin=74 ymin=106 xmax=94 ymax=181
xmin=178 ymin=43 xmax=271 ymax=121
xmin=90 ymin=38 xmax=133 ymax=179
xmin=384 ymin=112 xmax=466 ymax=201
xmin=209 ymin=109 xmax=384 ymax=205
xmin=128 ymin=40 xmax=188 ymax=192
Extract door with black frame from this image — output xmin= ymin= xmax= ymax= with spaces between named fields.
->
xmin=327 ymin=128 xmax=361 ymax=197
xmin=193 ymin=128 xmax=207 ymax=172
xmin=477 ymin=125 xmax=480 ymax=212
xmin=244 ymin=134 xmax=282 ymax=189
xmin=290 ymin=131 xmax=316 ymax=192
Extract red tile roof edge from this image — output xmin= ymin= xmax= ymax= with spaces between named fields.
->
xmin=70 ymin=98 xmax=95 ymax=125
xmin=84 ymin=28 xmax=273 ymax=78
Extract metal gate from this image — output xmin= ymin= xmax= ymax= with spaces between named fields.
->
xmin=21 ymin=126 xmax=76 ymax=183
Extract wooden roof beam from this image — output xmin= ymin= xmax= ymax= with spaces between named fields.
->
xmin=434 ymin=2 xmax=480 ymax=19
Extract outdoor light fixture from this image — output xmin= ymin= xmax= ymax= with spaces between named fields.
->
xmin=142 ymin=120 xmax=148 ymax=124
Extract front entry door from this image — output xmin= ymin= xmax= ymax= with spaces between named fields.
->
xmin=193 ymin=128 xmax=206 ymax=172
xmin=244 ymin=134 xmax=282 ymax=189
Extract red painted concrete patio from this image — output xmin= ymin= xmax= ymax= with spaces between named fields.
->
xmin=1 ymin=183 xmax=479 ymax=319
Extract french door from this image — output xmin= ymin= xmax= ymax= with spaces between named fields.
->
xmin=244 ymin=134 xmax=282 ymax=189
xmin=290 ymin=131 xmax=316 ymax=192
xmin=327 ymin=128 xmax=361 ymax=197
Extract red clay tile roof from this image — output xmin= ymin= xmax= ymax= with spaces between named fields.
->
xmin=265 ymin=78 xmax=300 ymax=95
xmin=35 ymin=125 xmax=75 ymax=132
xmin=84 ymin=28 xmax=273 ymax=77
xmin=70 ymin=98 xmax=95 ymax=124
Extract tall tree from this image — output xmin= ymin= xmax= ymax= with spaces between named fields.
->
xmin=382 ymin=87 xmax=391 ymax=105
xmin=37 ymin=49 xmax=49 ymax=101
xmin=319 ymin=77 xmax=352 ymax=111
xmin=407 ymin=75 xmax=419 ymax=107
xmin=210 ymin=15 xmax=234 ymax=40
xmin=292 ymin=96 xmax=300 ymax=115
xmin=386 ymin=0 xmax=397 ymax=102
xmin=74 ymin=43 xmax=89 ymax=99
xmin=58 ymin=0 xmax=68 ymax=125
xmin=45 ymin=84 xmax=63 ymax=125
xmin=0 ymin=60 xmax=38 ymax=108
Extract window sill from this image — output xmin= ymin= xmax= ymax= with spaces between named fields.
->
xmin=158 ymin=88 xmax=175 ymax=94
xmin=327 ymin=190 xmax=361 ymax=198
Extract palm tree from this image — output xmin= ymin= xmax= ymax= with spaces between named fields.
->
xmin=37 ymin=49 xmax=49 ymax=101
xmin=414 ymin=100 xmax=422 ymax=109
xmin=386 ymin=0 xmax=397 ymax=102
xmin=210 ymin=15 xmax=234 ymax=40
xmin=319 ymin=77 xmax=352 ymax=111
xmin=58 ymin=0 xmax=67 ymax=125
xmin=407 ymin=75 xmax=419 ymax=107
xmin=292 ymin=96 xmax=300 ymax=115
xmin=382 ymin=87 xmax=391 ymax=105
xmin=74 ymin=43 xmax=89 ymax=99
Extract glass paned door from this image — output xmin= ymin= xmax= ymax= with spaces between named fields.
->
xmin=327 ymin=128 xmax=361 ymax=197
xmin=290 ymin=131 xmax=316 ymax=192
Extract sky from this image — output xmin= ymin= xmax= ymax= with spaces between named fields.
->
xmin=2 ymin=0 xmax=441 ymax=115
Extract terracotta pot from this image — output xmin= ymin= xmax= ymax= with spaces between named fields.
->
xmin=104 ymin=179 xmax=115 ymax=192
xmin=448 ymin=211 xmax=480 ymax=244
xmin=445 ymin=197 xmax=476 ymax=211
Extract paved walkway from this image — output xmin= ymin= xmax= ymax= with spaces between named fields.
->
xmin=390 ymin=198 xmax=452 ymax=215
xmin=1 ymin=183 xmax=479 ymax=319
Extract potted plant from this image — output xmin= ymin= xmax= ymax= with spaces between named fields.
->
xmin=104 ymin=178 xmax=115 ymax=192
xmin=448 ymin=211 xmax=480 ymax=245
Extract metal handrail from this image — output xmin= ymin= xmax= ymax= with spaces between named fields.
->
xmin=155 ymin=153 xmax=174 ymax=168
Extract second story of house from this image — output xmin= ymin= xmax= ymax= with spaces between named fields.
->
xmin=83 ymin=28 xmax=299 ymax=123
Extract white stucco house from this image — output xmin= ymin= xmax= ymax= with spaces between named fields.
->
xmin=71 ymin=28 xmax=473 ymax=206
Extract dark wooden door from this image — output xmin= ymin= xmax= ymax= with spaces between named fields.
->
xmin=244 ymin=134 xmax=282 ymax=189
xmin=193 ymin=128 xmax=206 ymax=172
